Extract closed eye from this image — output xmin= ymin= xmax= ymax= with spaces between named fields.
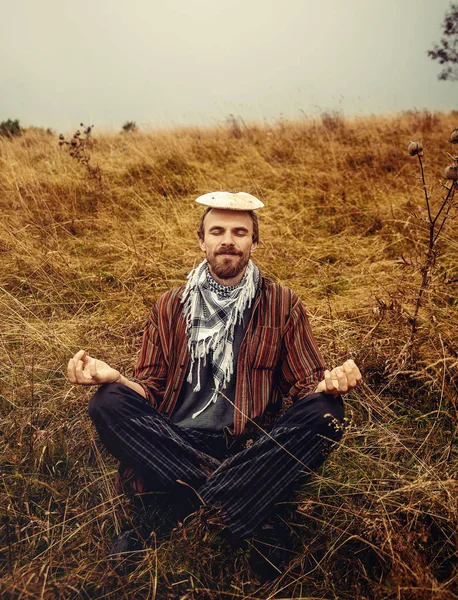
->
xmin=207 ymin=226 xmax=250 ymax=236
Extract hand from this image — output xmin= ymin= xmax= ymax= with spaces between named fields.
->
xmin=67 ymin=349 xmax=121 ymax=386
xmin=315 ymin=359 xmax=362 ymax=396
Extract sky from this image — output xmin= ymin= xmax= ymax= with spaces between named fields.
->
xmin=1 ymin=0 xmax=457 ymax=132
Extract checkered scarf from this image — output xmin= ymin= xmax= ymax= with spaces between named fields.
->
xmin=181 ymin=259 xmax=259 ymax=418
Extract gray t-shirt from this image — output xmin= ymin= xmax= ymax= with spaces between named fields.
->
xmin=172 ymin=305 xmax=252 ymax=432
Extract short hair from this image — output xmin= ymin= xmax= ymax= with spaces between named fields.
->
xmin=197 ymin=208 xmax=259 ymax=244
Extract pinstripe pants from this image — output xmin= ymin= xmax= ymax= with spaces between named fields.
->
xmin=89 ymin=383 xmax=344 ymax=539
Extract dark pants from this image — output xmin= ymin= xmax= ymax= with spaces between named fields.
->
xmin=89 ymin=383 xmax=344 ymax=539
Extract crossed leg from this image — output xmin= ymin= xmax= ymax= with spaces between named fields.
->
xmin=88 ymin=383 xmax=344 ymax=539
xmin=198 ymin=393 xmax=344 ymax=538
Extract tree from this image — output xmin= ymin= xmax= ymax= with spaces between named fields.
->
xmin=428 ymin=3 xmax=458 ymax=81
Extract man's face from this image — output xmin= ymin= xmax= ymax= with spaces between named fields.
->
xmin=199 ymin=209 xmax=257 ymax=284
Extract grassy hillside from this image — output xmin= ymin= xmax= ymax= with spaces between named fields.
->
xmin=1 ymin=111 xmax=457 ymax=599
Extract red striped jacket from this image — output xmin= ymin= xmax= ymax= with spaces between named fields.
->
xmin=133 ymin=275 xmax=325 ymax=437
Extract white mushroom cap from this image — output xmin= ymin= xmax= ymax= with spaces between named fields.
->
xmin=195 ymin=191 xmax=265 ymax=210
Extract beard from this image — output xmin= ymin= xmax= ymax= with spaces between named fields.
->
xmin=207 ymin=248 xmax=250 ymax=281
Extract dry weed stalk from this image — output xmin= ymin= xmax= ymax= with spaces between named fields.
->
xmin=58 ymin=123 xmax=102 ymax=184
xmin=406 ymin=131 xmax=457 ymax=348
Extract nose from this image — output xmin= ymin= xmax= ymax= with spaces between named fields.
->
xmin=220 ymin=231 xmax=235 ymax=246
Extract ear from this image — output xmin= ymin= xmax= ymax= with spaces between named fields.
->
xmin=198 ymin=236 xmax=206 ymax=252
xmin=251 ymin=241 xmax=258 ymax=253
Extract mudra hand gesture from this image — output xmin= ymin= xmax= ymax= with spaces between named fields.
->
xmin=315 ymin=359 xmax=362 ymax=396
xmin=67 ymin=349 xmax=120 ymax=386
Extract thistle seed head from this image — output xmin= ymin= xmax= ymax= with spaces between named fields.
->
xmin=449 ymin=129 xmax=458 ymax=144
xmin=408 ymin=141 xmax=423 ymax=156
xmin=444 ymin=165 xmax=458 ymax=180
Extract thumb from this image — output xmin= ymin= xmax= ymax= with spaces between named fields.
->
xmin=315 ymin=379 xmax=326 ymax=392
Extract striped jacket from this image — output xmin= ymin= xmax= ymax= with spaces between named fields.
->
xmin=133 ymin=275 xmax=325 ymax=437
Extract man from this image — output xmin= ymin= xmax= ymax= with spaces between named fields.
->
xmin=68 ymin=191 xmax=361 ymax=559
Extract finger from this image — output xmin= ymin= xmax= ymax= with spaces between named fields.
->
xmin=81 ymin=358 xmax=93 ymax=381
xmin=75 ymin=359 xmax=92 ymax=383
xmin=343 ymin=361 xmax=357 ymax=388
xmin=335 ymin=367 xmax=348 ymax=392
xmin=330 ymin=368 xmax=341 ymax=388
xmin=324 ymin=369 xmax=335 ymax=392
xmin=72 ymin=349 xmax=86 ymax=362
xmin=75 ymin=359 xmax=84 ymax=379
xmin=80 ymin=350 xmax=90 ymax=367
xmin=327 ymin=370 xmax=341 ymax=393
xmin=349 ymin=359 xmax=363 ymax=382
xmin=89 ymin=358 xmax=99 ymax=381
xmin=67 ymin=358 xmax=77 ymax=383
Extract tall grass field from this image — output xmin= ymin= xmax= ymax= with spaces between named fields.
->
xmin=1 ymin=111 xmax=457 ymax=599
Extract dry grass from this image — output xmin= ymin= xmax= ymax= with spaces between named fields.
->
xmin=1 ymin=110 xmax=458 ymax=599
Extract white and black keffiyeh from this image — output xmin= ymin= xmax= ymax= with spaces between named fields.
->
xmin=181 ymin=259 xmax=259 ymax=418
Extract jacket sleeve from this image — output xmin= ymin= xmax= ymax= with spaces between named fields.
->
xmin=279 ymin=294 xmax=325 ymax=402
xmin=131 ymin=302 xmax=168 ymax=408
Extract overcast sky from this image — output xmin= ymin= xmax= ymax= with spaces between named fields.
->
xmin=1 ymin=0 xmax=456 ymax=131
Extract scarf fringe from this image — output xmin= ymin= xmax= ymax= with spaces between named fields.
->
xmin=181 ymin=259 xmax=259 ymax=417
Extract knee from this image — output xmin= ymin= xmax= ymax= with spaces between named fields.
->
xmin=285 ymin=393 xmax=345 ymax=441
xmin=88 ymin=382 xmax=129 ymax=424
xmin=320 ymin=407 xmax=345 ymax=441
xmin=88 ymin=381 xmax=156 ymax=428
xmin=313 ymin=393 xmax=345 ymax=440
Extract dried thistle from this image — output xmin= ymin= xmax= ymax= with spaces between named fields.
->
xmin=58 ymin=124 xmax=101 ymax=184
xmin=449 ymin=128 xmax=458 ymax=144
xmin=407 ymin=141 xmax=423 ymax=156
xmin=444 ymin=165 xmax=458 ymax=180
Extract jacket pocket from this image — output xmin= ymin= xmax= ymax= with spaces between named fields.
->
xmin=250 ymin=326 xmax=282 ymax=370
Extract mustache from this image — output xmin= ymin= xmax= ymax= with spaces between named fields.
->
xmin=215 ymin=248 xmax=241 ymax=256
